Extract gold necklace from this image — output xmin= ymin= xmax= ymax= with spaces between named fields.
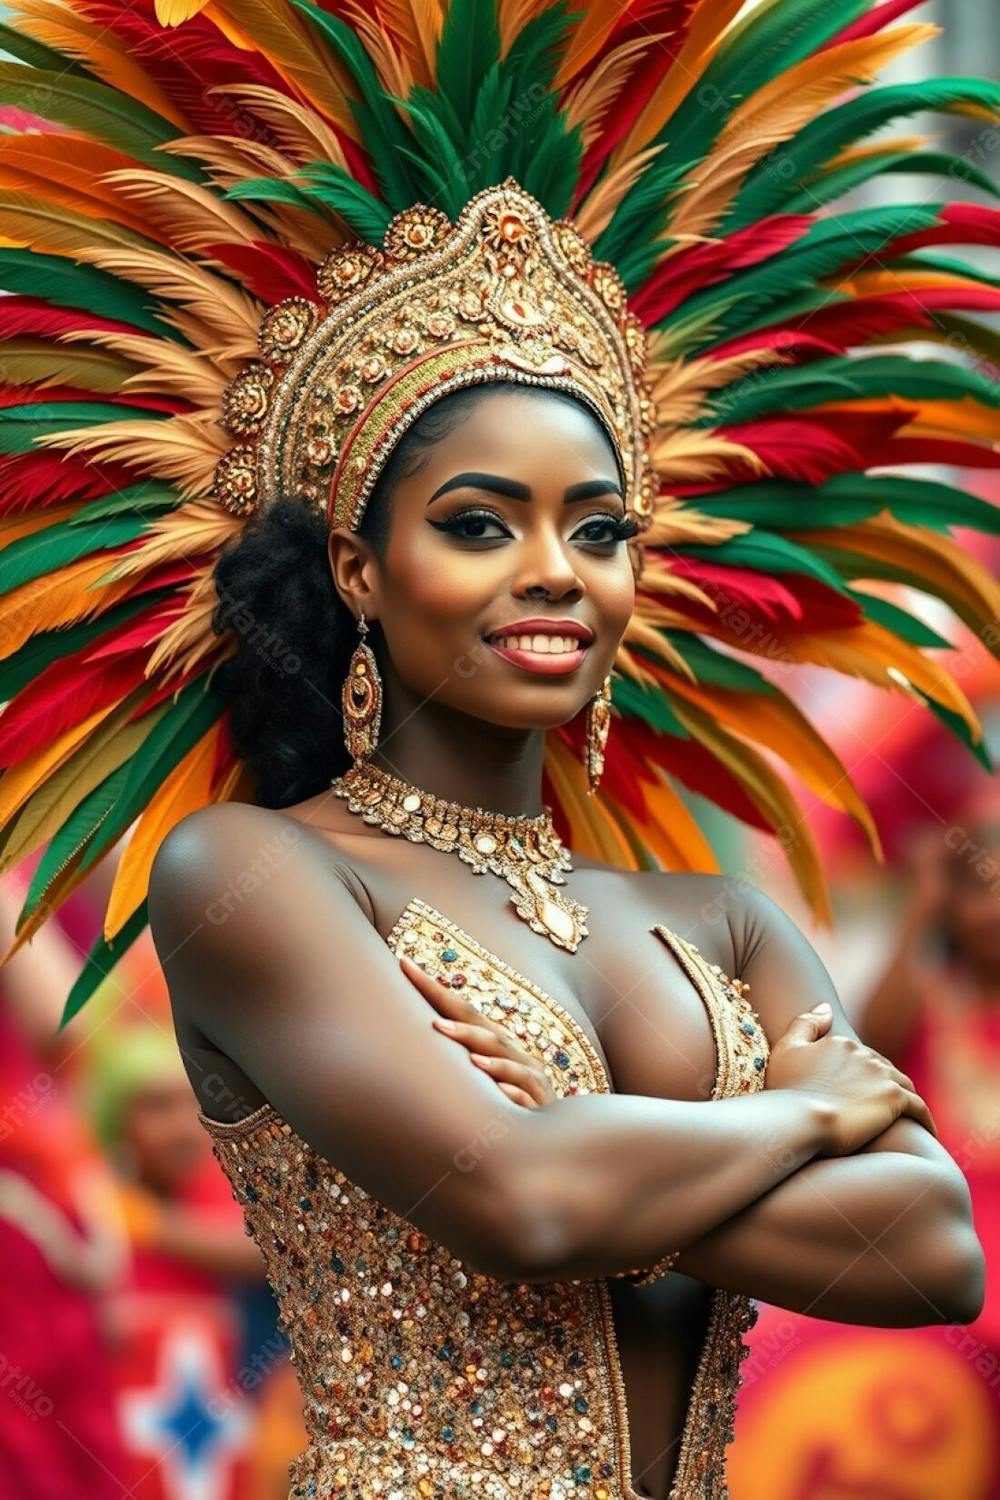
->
xmin=330 ymin=759 xmax=589 ymax=952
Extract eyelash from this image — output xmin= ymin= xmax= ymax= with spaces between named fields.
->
xmin=428 ymin=507 xmax=640 ymax=546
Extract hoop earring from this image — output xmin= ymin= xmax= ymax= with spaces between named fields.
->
xmin=342 ymin=608 xmax=382 ymax=762
xmin=585 ymin=675 xmax=612 ymax=794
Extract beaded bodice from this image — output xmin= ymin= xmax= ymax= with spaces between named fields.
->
xmin=198 ymin=897 xmax=769 ymax=1500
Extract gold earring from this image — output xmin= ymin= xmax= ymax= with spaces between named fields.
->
xmin=585 ymin=675 xmax=612 ymax=794
xmin=342 ymin=608 xmax=382 ymax=762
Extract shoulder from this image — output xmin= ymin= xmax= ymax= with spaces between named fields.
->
xmin=148 ymin=801 xmax=373 ymax=995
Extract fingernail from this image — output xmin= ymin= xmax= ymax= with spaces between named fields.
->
xmin=810 ymin=1003 xmax=832 ymax=1014
xmin=434 ymin=1019 xmax=456 ymax=1032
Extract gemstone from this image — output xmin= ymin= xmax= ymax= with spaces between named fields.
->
xmin=539 ymin=899 xmax=575 ymax=944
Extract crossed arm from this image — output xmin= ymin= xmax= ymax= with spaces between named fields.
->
xmin=665 ymin=883 xmax=985 ymax=1327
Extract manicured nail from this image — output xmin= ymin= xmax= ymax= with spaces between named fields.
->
xmin=434 ymin=1018 xmax=456 ymax=1031
xmin=810 ymin=1002 xmax=832 ymax=1014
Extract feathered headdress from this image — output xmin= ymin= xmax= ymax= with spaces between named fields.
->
xmin=0 ymin=0 xmax=998 ymax=1025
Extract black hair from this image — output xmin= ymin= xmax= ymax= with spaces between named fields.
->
xmin=211 ymin=382 xmax=621 ymax=808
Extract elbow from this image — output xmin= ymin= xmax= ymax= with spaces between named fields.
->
xmin=913 ymin=1175 xmax=987 ymax=1327
xmin=458 ymin=1149 xmax=576 ymax=1285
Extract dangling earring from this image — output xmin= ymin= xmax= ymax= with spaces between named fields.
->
xmin=342 ymin=607 xmax=382 ymax=762
xmin=585 ymin=675 xmax=612 ymax=794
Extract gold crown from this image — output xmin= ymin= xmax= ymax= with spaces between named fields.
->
xmin=212 ymin=179 xmax=658 ymax=532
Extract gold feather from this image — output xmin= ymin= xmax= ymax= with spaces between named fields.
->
xmin=0 ymin=697 xmax=159 ymax=876
xmin=104 ymin=720 xmax=223 ymax=941
xmin=0 ymin=340 xmax=140 ymax=393
xmin=58 ymin=327 xmax=229 ymax=406
xmin=667 ymin=26 xmax=938 ymax=242
xmin=80 ymin=247 xmax=261 ymax=356
xmin=563 ymin=36 xmax=671 ymax=153
xmin=0 ymin=136 xmax=157 ymax=237
xmin=670 ymin=695 xmax=834 ymax=925
xmin=0 ymin=191 xmax=153 ymax=259
xmin=649 ymin=428 xmax=771 ymax=484
xmin=104 ymin=168 xmax=271 ymax=256
xmin=621 ymin=612 xmax=698 ymax=681
xmin=155 ymin=0 xmax=210 ymax=22
xmin=97 ymin=501 xmax=244 ymax=581
xmin=202 ymin=83 xmax=349 ymax=167
xmin=553 ymin=0 xmax=654 ymax=86
xmin=611 ymin=0 xmax=750 ymax=168
xmin=824 ymin=134 xmax=931 ymax=172
xmin=34 ymin=412 xmax=230 ymax=501
xmin=543 ymin=735 xmax=637 ymax=866
xmin=374 ymin=0 xmax=443 ymax=86
xmin=0 ymin=557 xmax=137 ymax=659
xmin=342 ymin=1 xmax=415 ymax=98
xmin=9 ymin=0 xmax=192 ymax=129
xmin=649 ymin=347 xmax=788 ymax=426
xmin=573 ymin=144 xmax=666 ymax=243
xmin=205 ymin=0 xmax=359 ymax=136
xmin=145 ymin=565 xmax=227 ymax=679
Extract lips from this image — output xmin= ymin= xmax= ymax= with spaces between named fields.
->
xmin=483 ymin=618 xmax=594 ymax=677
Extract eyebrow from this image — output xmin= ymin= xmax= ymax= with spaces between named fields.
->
xmin=426 ymin=471 xmax=624 ymax=505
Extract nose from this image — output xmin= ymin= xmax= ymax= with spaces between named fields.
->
xmin=512 ymin=530 xmax=585 ymax=604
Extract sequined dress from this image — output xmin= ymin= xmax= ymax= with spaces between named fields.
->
xmin=198 ymin=898 xmax=770 ymax=1500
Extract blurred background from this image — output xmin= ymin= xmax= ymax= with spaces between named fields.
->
xmin=0 ymin=1 xmax=998 ymax=1498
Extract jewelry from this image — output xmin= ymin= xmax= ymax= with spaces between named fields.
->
xmin=341 ymin=609 xmax=382 ymax=761
xmin=611 ymin=1247 xmax=681 ymax=1285
xmin=330 ymin=759 xmax=590 ymax=952
xmin=585 ymin=674 xmax=612 ymax=794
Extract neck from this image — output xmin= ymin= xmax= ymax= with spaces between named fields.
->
xmin=363 ymin=683 xmax=548 ymax=820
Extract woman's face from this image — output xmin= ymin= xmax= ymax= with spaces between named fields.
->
xmin=331 ymin=387 xmax=636 ymax=730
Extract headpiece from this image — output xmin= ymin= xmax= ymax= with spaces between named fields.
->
xmin=0 ymin=0 xmax=997 ymax=1020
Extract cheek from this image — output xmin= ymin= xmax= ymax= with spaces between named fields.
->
xmin=379 ymin=532 xmax=499 ymax=656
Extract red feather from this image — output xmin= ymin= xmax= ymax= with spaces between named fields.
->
xmin=656 ymin=565 xmax=864 ymax=631
xmin=707 ymin=408 xmax=917 ymax=484
xmin=0 ymin=297 xmax=145 ymax=341
xmin=573 ymin=3 xmax=698 ymax=205
xmin=822 ymin=0 xmax=931 ymax=52
xmin=0 ymin=653 xmax=149 ymax=767
xmin=863 ymin=436 xmax=1000 ymax=468
xmin=872 ymin=202 xmax=1000 ymax=258
xmin=0 ymin=453 xmax=138 ymax=515
xmin=711 ymin=329 xmax=842 ymax=360
xmin=203 ymin=240 xmax=319 ymax=303
xmin=631 ymin=215 xmax=812 ymax=323
xmin=618 ymin=716 xmax=771 ymax=829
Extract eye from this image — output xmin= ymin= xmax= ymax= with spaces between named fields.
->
xmin=574 ymin=513 xmax=640 ymax=546
xmin=427 ymin=507 xmax=512 ymax=542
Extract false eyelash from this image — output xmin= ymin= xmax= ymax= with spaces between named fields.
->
xmin=607 ymin=513 xmax=641 ymax=541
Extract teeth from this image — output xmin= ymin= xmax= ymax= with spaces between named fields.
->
xmin=492 ymin=634 xmax=584 ymax=653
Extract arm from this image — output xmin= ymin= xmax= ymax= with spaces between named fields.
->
xmin=148 ymin=804 xmax=835 ymax=1285
xmin=670 ymin=883 xmax=985 ymax=1327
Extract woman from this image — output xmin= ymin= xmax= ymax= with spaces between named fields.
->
xmin=147 ymin=368 xmax=983 ymax=1500
xmin=1 ymin=3 xmax=997 ymax=1497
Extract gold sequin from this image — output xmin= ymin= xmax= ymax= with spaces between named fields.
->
xmin=199 ymin=899 xmax=767 ymax=1498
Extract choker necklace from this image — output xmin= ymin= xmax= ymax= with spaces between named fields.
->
xmin=331 ymin=759 xmax=589 ymax=952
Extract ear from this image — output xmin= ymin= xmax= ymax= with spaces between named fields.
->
xmin=327 ymin=526 xmax=380 ymax=621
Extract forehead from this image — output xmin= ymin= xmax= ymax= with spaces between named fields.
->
xmin=418 ymin=386 xmax=621 ymax=478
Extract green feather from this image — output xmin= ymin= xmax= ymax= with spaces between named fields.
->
xmin=730 ymin=78 xmax=1000 ymax=229
xmin=0 ymin=21 xmax=82 ymax=73
xmin=435 ymin=0 xmax=500 ymax=130
xmin=389 ymin=91 xmax=472 ymax=216
xmin=0 ymin=515 xmax=153 ymax=594
xmin=652 ymin=0 xmax=869 ymax=173
xmin=593 ymin=158 xmax=692 ymax=282
xmin=68 ymin=484 xmax=181 ymax=525
xmin=223 ymin=172 xmax=342 ymax=229
xmin=681 ymin=530 xmax=851 ymax=594
xmin=58 ymin=900 xmax=150 ymax=1031
xmin=703 ymin=352 xmax=1000 ymax=426
xmin=923 ymin=698 xmax=995 ymax=774
xmin=74 ymin=681 xmax=225 ymax=880
xmin=887 ymin=252 xmax=1000 ymax=291
xmin=662 ymin=634 xmax=780 ymax=693
xmin=694 ymin=475 xmax=1000 ymax=535
xmin=785 ymin=150 xmax=1000 ymax=212
xmin=920 ymin=312 xmax=1000 ymax=371
xmin=846 ymin=587 xmax=953 ymax=648
xmin=0 ymin=64 xmax=201 ymax=181
xmin=0 ymin=589 xmax=176 ymax=702
xmin=21 ymin=761 xmax=131 ymax=925
xmin=806 ymin=541 xmax=1000 ymax=647
xmin=0 ymin=249 xmax=188 ymax=340
xmin=0 ymin=340 xmax=140 ymax=394
xmin=0 ymin=400 xmax=165 ymax=457
xmin=284 ymin=163 xmax=392 ymax=240
xmin=289 ymin=0 xmax=421 ymax=211
xmin=612 ymin=676 xmax=690 ymax=736
xmin=665 ymin=205 xmax=941 ymax=344
xmin=465 ymin=65 xmax=515 ymax=188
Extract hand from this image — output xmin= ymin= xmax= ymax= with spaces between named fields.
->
xmin=400 ymin=956 xmax=557 ymax=1109
xmin=766 ymin=1004 xmax=937 ymax=1156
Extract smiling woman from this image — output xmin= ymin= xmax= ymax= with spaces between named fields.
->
xmin=0 ymin=1 xmax=997 ymax=1497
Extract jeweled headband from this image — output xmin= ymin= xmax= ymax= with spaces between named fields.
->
xmin=212 ymin=179 xmax=658 ymax=532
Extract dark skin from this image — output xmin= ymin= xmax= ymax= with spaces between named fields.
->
xmin=150 ymin=388 xmax=985 ymax=1500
